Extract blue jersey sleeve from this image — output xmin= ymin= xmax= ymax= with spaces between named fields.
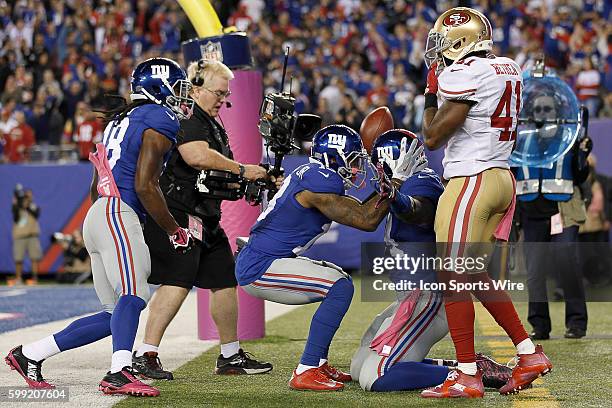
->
xmin=295 ymin=165 xmax=345 ymax=195
xmin=141 ymin=105 xmax=180 ymax=144
xmin=399 ymin=170 xmax=444 ymax=204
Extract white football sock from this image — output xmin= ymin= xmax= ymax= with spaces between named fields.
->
xmin=318 ymin=358 xmax=327 ymax=367
xmin=457 ymin=362 xmax=477 ymax=376
xmin=110 ymin=350 xmax=133 ymax=373
xmin=22 ymin=336 xmax=61 ymax=362
xmin=296 ymin=364 xmax=317 ymax=375
xmin=135 ymin=343 xmax=159 ymax=357
xmin=220 ymin=341 xmax=240 ymax=358
xmin=516 ymin=338 xmax=536 ymax=355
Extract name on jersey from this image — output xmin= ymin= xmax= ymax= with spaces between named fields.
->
xmin=491 ymin=63 xmax=519 ymax=76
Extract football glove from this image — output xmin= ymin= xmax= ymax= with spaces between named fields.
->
xmin=390 ymin=137 xmax=428 ymax=182
xmin=375 ymin=162 xmax=396 ymax=209
xmin=425 ymin=63 xmax=439 ymax=95
xmin=169 ymin=227 xmax=194 ymax=253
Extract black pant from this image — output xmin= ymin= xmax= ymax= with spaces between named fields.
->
xmin=521 ymin=216 xmax=588 ymax=333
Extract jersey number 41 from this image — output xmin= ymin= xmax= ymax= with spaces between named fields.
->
xmin=491 ymin=80 xmax=522 ymax=142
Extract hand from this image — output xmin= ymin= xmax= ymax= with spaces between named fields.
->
xmin=168 ymin=227 xmax=194 ymax=254
xmin=243 ymin=164 xmax=268 ymax=181
xmin=579 ymin=136 xmax=593 ymax=155
xmin=425 ymin=63 xmax=439 ymax=95
xmin=269 ymin=174 xmax=284 ymax=190
xmin=375 ymin=163 xmax=396 ymax=209
xmin=390 ymin=137 xmax=428 ymax=181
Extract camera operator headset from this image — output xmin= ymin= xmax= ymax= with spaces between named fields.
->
xmin=136 ymin=59 xmax=278 ymax=379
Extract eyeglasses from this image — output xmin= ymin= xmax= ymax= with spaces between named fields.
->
xmin=204 ymin=88 xmax=232 ymax=99
xmin=534 ymin=105 xmax=554 ymax=114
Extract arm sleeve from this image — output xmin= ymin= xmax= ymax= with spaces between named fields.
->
xmin=299 ymin=169 xmax=345 ymax=195
xmin=143 ymin=106 xmax=180 ymax=143
xmin=398 ymin=174 xmax=444 ymax=204
xmin=438 ymin=67 xmax=479 ymax=103
xmin=179 ymin=116 xmax=213 ymax=145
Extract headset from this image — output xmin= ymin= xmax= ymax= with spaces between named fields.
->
xmin=191 ymin=59 xmax=232 ymax=108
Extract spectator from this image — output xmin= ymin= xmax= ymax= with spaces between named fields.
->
xmin=575 ymin=57 xmax=602 ymax=116
xmin=55 ymin=230 xmax=91 ymax=284
xmin=2 ymin=111 xmax=35 ymax=163
xmin=600 ymin=93 xmax=612 ymax=118
xmin=10 ymin=185 xmax=42 ymax=286
xmin=72 ymin=103 xmax=102 ymax=161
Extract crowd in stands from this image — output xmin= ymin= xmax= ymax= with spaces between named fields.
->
xmin=0 ymin=0 xmax=611 ymax=164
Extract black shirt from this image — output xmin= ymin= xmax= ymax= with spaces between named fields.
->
xmin=160 ymin=104 xmax=233 ymax=223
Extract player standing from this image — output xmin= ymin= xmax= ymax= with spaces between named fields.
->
xmin=5 ymin=57 xmax=194 ymax=397
xmin=235 ymin=125 xmax=422 ymax=391
xmin=420 ymin=7 xmax=552 ymax=398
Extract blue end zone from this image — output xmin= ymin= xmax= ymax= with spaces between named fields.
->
xmin=0 ymin=286 xmax=101 ymax=334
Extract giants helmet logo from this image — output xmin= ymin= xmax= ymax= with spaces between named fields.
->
xmin=376 ymin=146 xmax=395 ymax=163
xmin=443 ymin=11 xmax=471 ymax=27
xmin=150 ymin=64 xmax=170 ymax=80
xmin=327 ymin=134 xmax=347 ymax=150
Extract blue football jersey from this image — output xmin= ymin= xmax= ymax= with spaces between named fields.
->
xmin=385 ymin=168 xmax=444 ymax=285
xmin=235 ymin=161 xmax=345 ymax=285
xmin=102 ymin=104 xmax=180 ymax=221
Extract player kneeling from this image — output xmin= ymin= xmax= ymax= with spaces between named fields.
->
xmin=235 ymin=125 xmax=421 ymax=391
xmin=351 ymin=130 xmax=512 ymax=392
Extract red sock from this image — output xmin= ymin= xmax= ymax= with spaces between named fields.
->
xmin=444 ymin=299 xmax=476 ymax=363
xmin=469 ymin=273 xmax=529 ymax=346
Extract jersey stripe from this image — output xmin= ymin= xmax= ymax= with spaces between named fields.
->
xmin=105 ymin=198 xmax=126 ymax=295
xmin=116 ymin=199 xmax=136 ymax=296
xmin=110 ymin=198 xmax=131 ymax=295
xmin=439 ymin=87 xmax=477 ymax=95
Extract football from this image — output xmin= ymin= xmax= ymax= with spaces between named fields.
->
xmin=359 ymin=106 xmax=394 ymax=153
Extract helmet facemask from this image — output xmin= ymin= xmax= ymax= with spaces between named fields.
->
xmin=320 ymin=148 xmax=368 ymax=190
xmin=167 ymin=79 xmax=195 ymax=120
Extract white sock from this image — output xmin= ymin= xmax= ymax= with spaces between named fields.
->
xmin=135 ymin=343 xmax=159 ymax=357
xmin=22 ymin=336 xmax=61 ymax=362
xmin=318 ymin=358 xmax=327 ymax=367
xmin=110 ymin=350 xmax=133 ymax=373
xmin=457 ymin=362 xmax=477 ymax=376
xmin=296 ymin=364 xmax=317 ymax=375
xmin=220 ymin=341 xmax=240 ymax=358
xmin=516 ymin=338 xmax=536 ymax=355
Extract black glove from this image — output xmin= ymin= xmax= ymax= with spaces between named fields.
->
xmin=168 ymin=227 xmax=195 ymax=254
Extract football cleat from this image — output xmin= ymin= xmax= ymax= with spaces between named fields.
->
xmin=289 ymin=367 xmax=344 ymax=391
xmin=319 ymin=362 xmax=352 ymax=382
xmin=215 ymin=349 xmax=272 ymax=375
xmin=5 ymin=346 xmax=54 ymax=389
xmin=132 ymin=351 xmax=174 ymax=380
xmin=99 ymin=366 xmax=160 ymax=397
xmin=476 ymin=353 xmax=512 ymax=389
xmin=499 ymin=344 xmax=552 ymax=395
xmin=421 ymin=369 xmax=484 ymax=398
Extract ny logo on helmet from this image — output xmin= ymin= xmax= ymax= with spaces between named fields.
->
xmin=444 ymin=12 xmax=471 ymax=26
xmin=376 ymin=146 xmax=395 ymax=163
xmin=151 ymin=64 xmax=170 ymax=80
xmin=328 ymin=134 xmax=347 ymax=150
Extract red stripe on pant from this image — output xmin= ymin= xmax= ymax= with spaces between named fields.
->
xmin=105 ymin=198 xmax=126 ymax=295
xmin=115 ymin=199 xmax=137 ymax=296
xmin=251 ymin=281 xmax=328 ymax=297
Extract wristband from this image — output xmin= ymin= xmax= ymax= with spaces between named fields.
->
xmin=239 ymin=164 xmax=245 ymax=178
xmin=424 ymin=93 xmax=438 ymax=110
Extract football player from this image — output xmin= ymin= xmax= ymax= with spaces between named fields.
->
xmin=351 ymin=130 xmax=512 ymax=392
xmin=420 ymin=7 xmax=552 ymax=398
xmin=5 ymin=58 xmax=194 ymax=397
xmin=235 ymin=124 xmax=422 ymax=391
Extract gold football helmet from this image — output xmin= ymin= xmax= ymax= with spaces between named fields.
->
xmin=424 ymin=7 xmax=493 ymax=71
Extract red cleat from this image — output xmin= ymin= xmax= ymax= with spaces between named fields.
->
xmin=289 ymin=367 xmax=344 ymax=391
xmin=319 ymin=362 xmax=352 ymax=382
xmin=99 ymin=367 xmax=160 ymax=397
xmin=499 ymin=344 xmax=552 ymax=395
xmin=421 ymin=369 xmax=484 ymax=398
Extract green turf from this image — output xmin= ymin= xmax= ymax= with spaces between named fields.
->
xmin=116 ymin=279 xmax=612 ymax=408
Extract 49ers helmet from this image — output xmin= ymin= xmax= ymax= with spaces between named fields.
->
xmin=424 ymin=7 xmax=493 ymax=71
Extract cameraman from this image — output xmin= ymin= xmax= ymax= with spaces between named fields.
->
xmin=11 ymin=186 xmax=41 ymax=286
xmin=134 ymin=59 xmax=278 ymax=379
xmin=55 ymin=230 xmax=91 ymax=283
